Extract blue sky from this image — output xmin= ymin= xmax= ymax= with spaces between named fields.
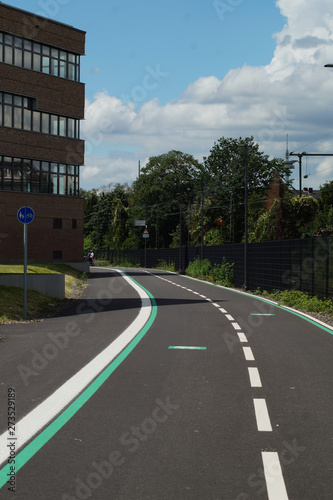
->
xmin=3 ymin=1 xmax=333 ymax=192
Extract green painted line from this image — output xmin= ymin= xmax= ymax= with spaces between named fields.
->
xmin=0 ymin=275 xmax=157 ymax=490
xmin=168 ymin=346 xmax=207 ymax=350
xmin=182 ymin=274 xmax=333 ymax=337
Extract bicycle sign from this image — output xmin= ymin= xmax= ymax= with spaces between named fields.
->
xmin=17 ymin=206 xmax=35 ymax=224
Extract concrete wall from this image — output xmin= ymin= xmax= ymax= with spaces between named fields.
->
xmin=0 ymin=273 xmax=65 ymax=299
xmin=66 ymin=262 xmax=90 ymax=273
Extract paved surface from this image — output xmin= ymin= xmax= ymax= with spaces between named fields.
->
xmin=0 ymin=267 xmax=332 ymax=499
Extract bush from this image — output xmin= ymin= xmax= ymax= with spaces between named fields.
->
xmin=186 ymin=257 xmax=234 ymax=286
xmin=254 ymin=289 xmax=333 ymax=313
xmin=156 ymin=259 xmax=176 ymax=272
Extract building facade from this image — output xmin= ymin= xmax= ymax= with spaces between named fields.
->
xmin=0 ymin=2 xmax=85 ymax=262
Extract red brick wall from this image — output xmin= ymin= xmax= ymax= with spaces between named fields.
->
xmin=0 ymin=4 xmax=85 ymax=54
xmin=0 ymin=192 xmax=84 ymax=262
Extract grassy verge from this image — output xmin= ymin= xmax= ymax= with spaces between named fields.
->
xmin=0 ymin=264 xmax=87 ymax=325
xmin=252 ymin=288 xmax=333 ymax=314
xmin=185 ymin=257 xmax=234 ymax=287
xmin=95 ymin=260 xmax=140 ymax=268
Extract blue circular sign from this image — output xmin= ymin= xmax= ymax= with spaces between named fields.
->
xmin=17 ymin=206 xmax=35 ymax=224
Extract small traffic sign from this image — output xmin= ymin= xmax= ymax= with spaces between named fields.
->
xmin=143 ymin=228 xmax=149 ymax=238
xmin=17 ymin=206 xmax=35 ymax=224
xmin=135 ymin=220 xmax=146 ymax=227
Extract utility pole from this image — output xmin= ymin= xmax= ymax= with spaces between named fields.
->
xmin=289 ymin=152 xmax=333 ymax=196
xmin=244 ymin=144 xmax=248 ymax=290
xmin=201 ymin=177 xmax=204 ymax=260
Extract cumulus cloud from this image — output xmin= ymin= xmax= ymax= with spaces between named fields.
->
xmin=82 ymin=0 xmax=333 ymax=190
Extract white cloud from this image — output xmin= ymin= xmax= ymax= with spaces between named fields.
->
xmin=82 ymin=0 xmax=333 ymax=190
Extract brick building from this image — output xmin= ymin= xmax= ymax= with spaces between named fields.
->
xmin=0 ymin=2 xmax=85 ymax=262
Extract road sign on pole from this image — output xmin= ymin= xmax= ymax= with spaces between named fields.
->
xmin=17 ymin=206 xmax=35 ymax=224
xmin=143 ymin=228 xmax=149 ymax=238
xmin=135 ymin=220 xmax=146 ymax=227
xmin=17 ymin=206 xmax=35 ymax=320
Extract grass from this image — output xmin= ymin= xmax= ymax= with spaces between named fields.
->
xmin=185 ymin=257 xmax=234 ymax=287
xmin=253 ymin=288 xmax=333 ymax=314
xmin=95 ymin=260 xmax=140 ymax=268
xmin=0 ymin=264 xmax=87 ymax=324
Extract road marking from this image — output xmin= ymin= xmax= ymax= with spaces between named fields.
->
xmin=262 ymin=452 xmax=289 ymax=499
xmin=0 ymin=270 xmax=157 ymax=486
xmin=253 ymin=399 xmax=272 ymax=431
xmin=212 ymin=302 xmax=220 ymax=308
xmin=226 ymin=314 xmax=234 ymax=321
xmin=232 ymin=322 xmax=241 ymax=330
xmin=219 ymin=308 xmax=228 ymax=313
xmin=168 ymin=346 xmax=207 ymax=350
xmin=248 ymin=367 xmax=262 ymax=387
xmin=243 ymin=346 xmax=255 ymax=361
xmin=237 ymin=331 xmax=248 ymax=343
xmin=251 ymin=313 xmax=275 ymax=316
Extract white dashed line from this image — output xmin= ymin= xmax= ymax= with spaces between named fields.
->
xmin=248 ymin=367 xmax=262 ymax=387
xmin=237 ymin=332 xmax=248 ymax=343
xmin=226 ymin=314 xmax=234 ymax=321
xmin=231 ymin=322 xmax=241 ymax=330
xmin=243 ymin=346 xmax=255 ymax=361
xmin=262 ymin=452 xmax=289 ymax=499
xmin=213 ymin=303 xmax=220 ymax=308
xmin=253 ymin=399 xmax=272 ymax=431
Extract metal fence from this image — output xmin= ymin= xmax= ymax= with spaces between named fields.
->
xmin=95 ymin=237 xmax=333 ymax=298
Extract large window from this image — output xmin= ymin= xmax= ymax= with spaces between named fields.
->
xmin=0 ymin=156 xmax=79 ymax=196
xmin=0 ymin=32 xmax=80 ymax=81
xmin=0 ymin=92 xmax=80 ymax=138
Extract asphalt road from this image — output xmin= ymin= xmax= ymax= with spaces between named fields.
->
xmin=0 ymin=267 xmax=332 ymax=500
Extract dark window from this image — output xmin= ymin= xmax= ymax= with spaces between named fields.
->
xmin=72 ymin=219 xmax=77 ymax=229
xmin=0 ymin=31 xmax=80 ymax=81
xmin=53 ymin=250 xmax=62 ymax=260
xmin=53 ymin=218 xmax=62 ymax=229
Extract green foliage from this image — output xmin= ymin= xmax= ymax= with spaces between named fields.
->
xmin=131 ymin=150 xmax=203 ymax=248
xmin=251 ymin=195 xmax=320 ymax=241
xmin=319 ymin=180 xmax=333 ymax=208
xmin=155 ymin=259 xmax=176 ymax=272
xmin=202 ymin=136 xmax=288 ymax=243
xmin=185 ymin=257 xmax=234 ymax=286
xmin=254 ymin=289 xmax=333 ymax=313
xmin=82 ymin=139 xmax=333 ymax=249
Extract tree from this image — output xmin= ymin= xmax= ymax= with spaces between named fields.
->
xmin=131 ymin=151 xmax=203 ymax=248
xmin=83 ymin=184 xmax=132 ymax=249
xmin=202 ymin=137 xmax=289 ymax=243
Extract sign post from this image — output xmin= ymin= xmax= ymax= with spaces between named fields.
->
xmin=143 ymin=227 xmax=149 ymax=268
xmin=17 ymin=206 xmax=35 ymax=319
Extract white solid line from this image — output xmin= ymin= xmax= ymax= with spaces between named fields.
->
xmin=226 ymin=314 xmax=234 ymax=321
xmin=237 ymin=331 xmax=248 ymax=343
xmin=251 ymin=313 xmax=275 ymax=316
xmin=0 ymin=269 xmax=152 ymax=467
xmin=253 ymin=399 xmax=272 ymax=431
xmin=243 ymin=346 xmax=255 ymax=361
xmin=232 ymin=322 xmax=241 ymax=330
xmin=262 ymin=452 xmax=289 ymax=499
xmin=248 ymin=367 xmax=262 ymax=387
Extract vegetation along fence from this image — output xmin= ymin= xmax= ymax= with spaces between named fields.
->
xmin=95 ymin=237 xmax=333 ymax=298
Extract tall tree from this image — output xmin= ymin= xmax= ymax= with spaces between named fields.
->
xmin=202 ymin=137 xmax=289 ymax=242
xmin=131 ymin=151 xmax=203 ymax=248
